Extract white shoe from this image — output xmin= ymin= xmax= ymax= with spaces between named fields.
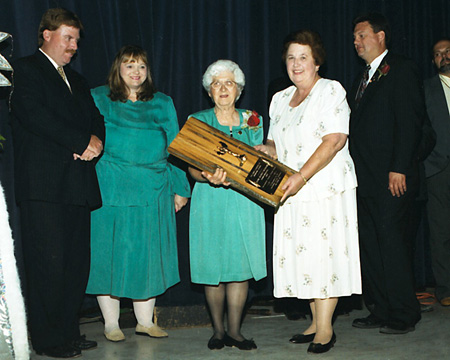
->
xmin=135 ymin=323 xmax=168 ymax=338
xmin=104 ymin=328 xmax=126 ymax=342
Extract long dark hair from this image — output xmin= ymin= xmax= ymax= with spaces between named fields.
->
xmin=107 ymin=45 xmax=156 ymax=102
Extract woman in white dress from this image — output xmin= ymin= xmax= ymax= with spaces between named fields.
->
xmin=257 ymin=30 xmax=361 ymax=354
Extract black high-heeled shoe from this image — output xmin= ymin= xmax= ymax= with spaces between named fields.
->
xmin=307 ymin=332 xmax=336 ymax=354
xmin=289 ymin=332 xmax=315 ymax=344
xmin=223 ymin=333 xmax=257 ymax=350
xmin=207 ymin=335 xmax=224 ymax=350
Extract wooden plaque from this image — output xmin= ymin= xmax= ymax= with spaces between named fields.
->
xmin=168 ymin=117 xmax=296 ymax=207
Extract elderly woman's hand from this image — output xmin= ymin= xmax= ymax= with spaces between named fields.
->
xmin=254 ymin=140 xmax=278 ymax=160
xmin=202 ymin=167 xmax=231 ymax=187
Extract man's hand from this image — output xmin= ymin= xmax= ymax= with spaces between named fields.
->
xmin=73 ymin=135 xmax=103 ymax=161
xmin=388 ymin=171 xmax=407 ymax=197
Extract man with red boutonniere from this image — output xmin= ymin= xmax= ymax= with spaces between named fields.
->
xmin=348 ymin=12 xmax=427 ymax=335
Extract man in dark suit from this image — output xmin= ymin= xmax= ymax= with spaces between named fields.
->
xmin=347 ymin=13 xmax=424 ymax=334
xmin=424 ymin=37 xmax=450 ymax=307
xmin=10 ymin=8 xmax=105 ymax=358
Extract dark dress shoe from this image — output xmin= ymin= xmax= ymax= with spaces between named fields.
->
xmin=307 ymin=332 xmax=336 ymax=354
xmin=379 ymin=323 xmax=415 ymax=334
xmin=289 ymin=332 xmax=315 ymax=344
xmin=223 ymin=333 xmax=257 ymax=350
xmin=71 ymin=334 xmax=97 ymax=350
xmin=352 ymin=314 xmax=383 ymax=329
xmin=35 ymin=345 xmax=81 ymax=358
xmin=207 ymin=335 xmax=224 ymax=350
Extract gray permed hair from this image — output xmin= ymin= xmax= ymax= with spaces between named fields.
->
xmin=202 ymin=59 xmax=245 ymax=99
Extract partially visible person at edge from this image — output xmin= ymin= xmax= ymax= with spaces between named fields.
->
xmin=256 ymin=30 xmax=361 ymax=354
xmin=10 ymin=8 xmax=104 ymax=358
xmin=423 ymin=37 xmax=450 ymax=307
xmin=188 ymin=59 xmax=266 ymax=351
xmin=348 ymin=12 xmax=424 ymax=334
xmin=85 ymin=45 xmax=190 ymax=343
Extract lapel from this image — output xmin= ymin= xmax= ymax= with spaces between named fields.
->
xmin=34 ymin=50 xmax=73 ymax=96
xmin=430 ymin=75 xmax=450 ymax=118
xmin=351 ymin=53 xmax=393 ymax=125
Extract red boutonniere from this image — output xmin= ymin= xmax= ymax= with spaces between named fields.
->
xmin=380 ymin=63 xmax=390 ymax=75
xmin=242 ymin=110 xmax=261 ymax=131
xmin=371 ymin=62 xmax=390 ymax=83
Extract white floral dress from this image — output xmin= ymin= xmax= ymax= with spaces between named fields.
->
xmin=268 ymin=79 xmax=361 ymax=299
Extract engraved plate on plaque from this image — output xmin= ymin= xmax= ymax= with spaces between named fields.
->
xmin=246 ymin=158 xmax=286 ymax=195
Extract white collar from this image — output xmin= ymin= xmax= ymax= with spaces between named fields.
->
xmin=439 ymin=73 xmax=450 ymax=87
xmin=368 ymin=49 xmax=389 ymax=81
xmin=39 ymin=48 xmax=60 ymax=70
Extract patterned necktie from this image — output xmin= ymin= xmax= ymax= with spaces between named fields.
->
xmin=355 ymin=65 xmax=371 ymax=102
xmin=57 ymin=66 xmax=66 ymax=82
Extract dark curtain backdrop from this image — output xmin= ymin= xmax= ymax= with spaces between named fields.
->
xmin=0 ymin=0 xmax=448 ymax=306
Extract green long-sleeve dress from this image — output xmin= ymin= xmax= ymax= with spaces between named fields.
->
xmin=86 ymin=86 xmax=190 ymax=299
xmin=189 ymin=108 xmax=266 ymax=285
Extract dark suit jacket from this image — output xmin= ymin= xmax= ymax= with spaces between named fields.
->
xmin=348 ymin=52 xmax=426 ymax=197
xmin=423 ymin=75 xmax=450 ymax=178
xmin=10 ymin=50 xmax=105 ymax=207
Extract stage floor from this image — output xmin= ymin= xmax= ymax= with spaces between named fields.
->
xmin=31 ymin=294 xmax=450 ymax=360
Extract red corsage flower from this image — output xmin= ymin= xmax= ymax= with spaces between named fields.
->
xmin=242 ymin=110 xmax=262 ymax=132
xmin=247 ymin=111 xmax=260 ymax=127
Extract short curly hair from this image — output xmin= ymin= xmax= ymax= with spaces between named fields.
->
xmin=202 ymin=59 xmax=245 ymax=99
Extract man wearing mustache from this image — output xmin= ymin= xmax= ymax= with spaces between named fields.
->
xmin=10 ymin=8 xmax=105 ymax=358
xmin=424 ymin=37 xmax=450 ymax=308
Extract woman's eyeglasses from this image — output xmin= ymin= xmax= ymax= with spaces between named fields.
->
xmin=210 ymin=80 xmax=236 ymax=89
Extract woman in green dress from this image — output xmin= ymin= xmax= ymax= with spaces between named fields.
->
xmin=86 ymin=45 xmax=190 ymax=342
xmin=189 ymin=60 xmax=266 ymax=351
